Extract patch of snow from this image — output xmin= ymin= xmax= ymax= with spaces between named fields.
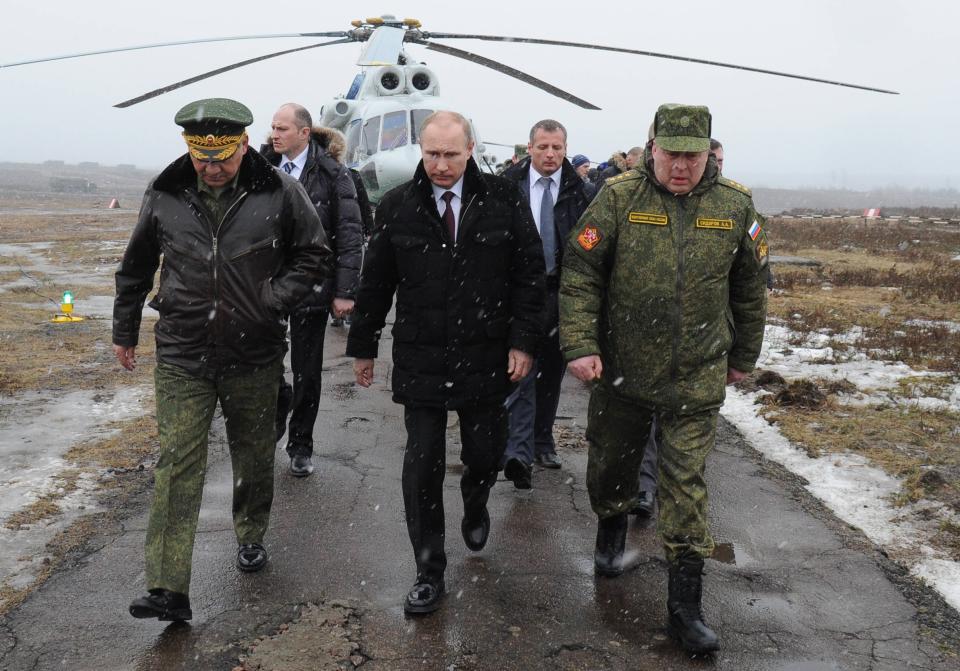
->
xmin=905 ymin=319 xmax=960 ymax=334
xmin=722 ymin=388 xmax=960 ymax=612
xmin=0 ymin=386 xmax=150 ymax=590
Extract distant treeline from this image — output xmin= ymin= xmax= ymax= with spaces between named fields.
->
xmin=782 ymin=205 xmax=960 ymax=219
xmin=754 ymin=186 xmax=960 ymax=215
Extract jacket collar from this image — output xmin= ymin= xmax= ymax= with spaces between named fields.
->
xmin=154 ymin=148 xmax=282 ymax=194
xmin=503 ymin=156 xmax=580 ymax=199
xmin=411 ymin=156 xmax=487 ymax=209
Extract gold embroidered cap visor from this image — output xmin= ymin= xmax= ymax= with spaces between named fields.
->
xmin=183 ymin=132 xmax=247 ymax=162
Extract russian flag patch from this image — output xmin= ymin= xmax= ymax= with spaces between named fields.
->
xmin=748 ymin=220 xmax=761 ymax=240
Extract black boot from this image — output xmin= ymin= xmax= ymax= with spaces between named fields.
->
xmin=667 ymin=556 xmax=720 ymax=654
xmin=594 ymin=514 xmax=627 ymax=577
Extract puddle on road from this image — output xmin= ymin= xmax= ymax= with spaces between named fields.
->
xmin=711 ymin=542 xmax=738 ymax=564
xmin=0 ymin=385 xmax=150 ymax=590
xmin=709 ymin=541 xmax=756 ymax=566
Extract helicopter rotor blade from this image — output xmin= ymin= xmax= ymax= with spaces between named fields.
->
xmin=114 ymin=38 xmax=354 ymax=108
xmin=420 ymin=32 xmax=898 ymax=95
xmin=0 ymin=32 xmax=351 ymax=69
xmin=410 ymin=39 xmax=600 ymax=110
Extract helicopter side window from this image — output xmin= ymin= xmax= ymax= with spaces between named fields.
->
xmin=362 ymin=116 xmax=381 ymax=157
xmin=345 ymin=119 xmax=362 ymax=166
xmin=410 ymin=109 xmax=433 ymax=145
xmin=380 ymin=111 xmax=409 ymax=151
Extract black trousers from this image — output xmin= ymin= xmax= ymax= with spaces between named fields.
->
xmin=402 ymin=402 xmax=507 ymax=584
xmin=278 ymin=308 xmax=329 ymax=457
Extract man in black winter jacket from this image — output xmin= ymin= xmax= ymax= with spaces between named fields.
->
xmin=499 ymin=120 xmax=593 ymax=487
xmin=262 ymin=103 xmax=364 ymax=477
xmin=347 ymin=111 xmax=546 ymax=616
xmin=115 ymin=98 xmax=331 ymax=622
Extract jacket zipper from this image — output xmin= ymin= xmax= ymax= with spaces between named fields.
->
xmin=456 ymin=193 xmax=478 ymax=249
xmin=209 ymin=191 xmax=248 ymax=355
xmin=671 ymin=197 xmax=687 ymax=408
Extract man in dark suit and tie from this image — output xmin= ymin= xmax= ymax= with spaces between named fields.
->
xmin=347 ymin=111 xmax=546 ymax=615
xmin=499 ymin=120 xmax=594 ymax=488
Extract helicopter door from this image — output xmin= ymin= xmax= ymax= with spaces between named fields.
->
xmin=380 ymin=110 xmax=408 ymax=151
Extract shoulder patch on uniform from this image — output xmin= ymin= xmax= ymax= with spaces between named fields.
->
xmin=756 ymin=234 xmax=769 ymax=267
xmin=577 ymin=225 xmax=603 ymax=250
xmin=696 ymin=218 xmax=733 ymax=230
xmin=628 ymin=212 xmax=668 ymax=226
xmin=748 ymin=219 xmax=762 ymax=240
xmin=605 ymin=169 xmax=640 ymax=186
xmin=718 ymin=176 xmax=752 ymax=196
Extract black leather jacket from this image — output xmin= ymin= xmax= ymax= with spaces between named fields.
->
xmin=113 ymin=148 xmax=332 ymax=376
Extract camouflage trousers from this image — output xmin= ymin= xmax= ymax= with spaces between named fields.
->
xmin=585 ymin=383 xmax=717 ymax=563
xmin=146 ymin=359 xmax=282 ymax=595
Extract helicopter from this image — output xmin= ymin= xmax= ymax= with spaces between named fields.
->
xmin=1 ymin=14 xmax=897 ymax=203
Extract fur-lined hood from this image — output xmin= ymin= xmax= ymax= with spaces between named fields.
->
xmin=261 ymin=126 xmax=347 ymax=165
xmin=310 ymin=127 xmax=346 ymax=164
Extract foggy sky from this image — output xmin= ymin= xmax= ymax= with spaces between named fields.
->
xmin=1 ymin=1 xmax=953 ymax=190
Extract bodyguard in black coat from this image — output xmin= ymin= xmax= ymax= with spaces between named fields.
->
xmin=498 ymin=123 xmax=593 ymax=485
xmin=347 ymin=111 xmax=545 ymax=615
xmin=262 ymin=105 xmax=364 ymax=476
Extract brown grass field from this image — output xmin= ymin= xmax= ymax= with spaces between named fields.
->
xmin=763 ymin=216 xmax=960 ymax=558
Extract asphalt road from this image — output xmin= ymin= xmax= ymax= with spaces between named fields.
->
xmin=1 ymin=323 xmax=956 ymax=670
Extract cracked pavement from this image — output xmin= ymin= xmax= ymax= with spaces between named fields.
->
xmin=0 ymin=323 xmax=957 ymax=670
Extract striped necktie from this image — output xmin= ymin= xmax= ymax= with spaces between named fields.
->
xmin=282 ymin=161 xmax=295 ymax=174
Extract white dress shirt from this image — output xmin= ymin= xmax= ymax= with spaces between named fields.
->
xmin=528 ymin=164 xmax=561 ymax=233
xmin=431 ymin=177 xmax=465 ymax=241
xmin=280 ymin=145 xmax=309 ymax=180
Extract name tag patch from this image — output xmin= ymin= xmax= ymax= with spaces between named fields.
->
xmin=628 ymin=212 xmax=668 ymax=226
xmin=696 ymin=218 xmax=733 ymax=230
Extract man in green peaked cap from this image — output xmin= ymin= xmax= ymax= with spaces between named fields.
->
xmin=559 ymin=103 xmax=768 ymax=654
xmin=114 ymin=98 xmax=332 ymax=622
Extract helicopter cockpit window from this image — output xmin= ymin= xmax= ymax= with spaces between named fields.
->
xmin=362 ymin=116 xmax=381 ymax=157
xmin=380 ymin=111 xmax=409 ymax=151
xmin=410 ymin=109 xmax=433 ymax=145
xmin=345 ymin=119 xmax=362 ymax=165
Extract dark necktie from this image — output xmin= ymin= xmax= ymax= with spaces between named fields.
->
xmin=282 ymin=161 xmax=295 ymax=174
xmin=538 ymin=176 xmax=556 ymax=274
xmin=441 ymin=191 xmax=456 ymax=244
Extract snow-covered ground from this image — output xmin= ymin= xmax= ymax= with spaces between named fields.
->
xmin=0 ymin=386 xmax=150 ymax=590
xmin=722 ymin=322 xmax=960 ymax=611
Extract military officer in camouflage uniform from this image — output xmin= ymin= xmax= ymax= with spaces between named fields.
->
xmin=559 ymin=104 xmax=768 ymax=654
xmin=113 ymin=98 xmax=331 ymax=622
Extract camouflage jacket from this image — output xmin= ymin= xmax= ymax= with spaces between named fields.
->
xmin=559 ymin=158 xmax=768 ymax=414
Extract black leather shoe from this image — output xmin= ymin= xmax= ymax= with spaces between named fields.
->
xmin=461 ymin=508 xmax=490 ymax=551
xmin=667 ymin=556 xmax=720 ymax=654
xmin=631 ymin=490 xmax=655 ymax=517
xmin=237 ymin=543 xmax=268 ymax=572
xmin=504 ymin=458 xmax=532 ymax=490
xmin=129 ymin=589 xmax=192 ymax=621
xmin=403 ymin=579 xmax=445 ymax=615
xmin=290 ymin=454 xmax=314 ymax=477
xmin=535 ymin=452 xmax=562 ymax=469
